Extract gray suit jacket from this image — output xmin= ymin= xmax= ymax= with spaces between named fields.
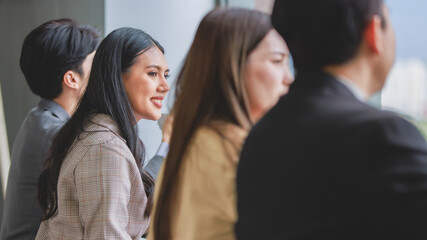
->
xmin=1 ymin=99 xmax=69 ymax=240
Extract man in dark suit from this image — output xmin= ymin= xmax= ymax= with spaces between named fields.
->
xmin=236 ymin=0 xmax=427 ymax=239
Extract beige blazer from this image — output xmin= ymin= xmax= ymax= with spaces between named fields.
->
xmin=36 ymin=114 xmax=149 ymax=240
xmin=149 ymin=121 xmax=247 ymax=240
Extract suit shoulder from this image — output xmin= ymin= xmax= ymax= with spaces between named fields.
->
xmin=362 ymin=109 xmax=419 ymax=132
xmin=353 ymin=109 xmax=427 ymax=148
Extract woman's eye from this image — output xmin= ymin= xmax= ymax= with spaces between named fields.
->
xmin=165 ymin=74 xmax=171 ymax=79
xmin=272 ymin=58 xmax=284 ymax=64
xmin=148 ymin=72 xmax=158 ymax=77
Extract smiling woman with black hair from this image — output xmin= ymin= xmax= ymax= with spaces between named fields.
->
xmin=36 ymin=27 xmax=170 ymax=239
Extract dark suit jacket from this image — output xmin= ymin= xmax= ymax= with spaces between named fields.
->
xmin=236 ymin=70 xmax=427 ymax=240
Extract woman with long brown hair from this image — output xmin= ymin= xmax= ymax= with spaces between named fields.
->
xmin=149 ymin=8 xmax=294 ymax=240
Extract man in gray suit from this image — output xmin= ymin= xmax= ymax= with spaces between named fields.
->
xmin=0 ymin=19 xmax=101 ymax=240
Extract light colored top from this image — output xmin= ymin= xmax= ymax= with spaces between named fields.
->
xmin=154 ymin=141 xmax=169 ymax=158
xmin=1 ymin=99 xmax=69 ymax=240
xmin=336 ymin=75 xmax=367 ymax=102
xmin=144 ymin=142 xmax=169 ymax=181
xmin=148 ymin=121 xmax=247 ymax=240
xmin=36 ymin=114 xmax=149 ymax=240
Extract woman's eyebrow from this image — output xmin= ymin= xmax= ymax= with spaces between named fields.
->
xmin=270 ymin=51 xmax=288 ymax=57
xmin=146 ymin=65 xmax=170 ymax=72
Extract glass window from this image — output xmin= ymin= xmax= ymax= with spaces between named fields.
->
xmin=381 ymin=0 xmax=427 ymax=137
xmin=218 ymin=0 xmax=274 ymax=13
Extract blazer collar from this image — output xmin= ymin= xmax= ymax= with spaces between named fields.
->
xmin=290 ymin=70 xmax=358 ymax=100
xmin=84 ymin=113 xmax=126 ymax=142
xmin=38 ymin=98 xmax=70 ymax=121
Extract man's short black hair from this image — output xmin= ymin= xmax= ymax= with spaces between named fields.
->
xmin=20 ymin=18 xmax=101 ymax=99
xmin=272 ymin=0 xmax=385 ymax=71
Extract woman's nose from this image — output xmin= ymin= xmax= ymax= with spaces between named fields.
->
xmin=283 ymin=68 xmax=295 ymax=85
xmin=158 ymin=76 xmax=170 ymax=93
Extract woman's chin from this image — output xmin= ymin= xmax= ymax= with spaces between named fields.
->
xmin=145 ymin=112 xmax=162 ymax=121
xmin=133 ymin=111 xmax=161 ymax=122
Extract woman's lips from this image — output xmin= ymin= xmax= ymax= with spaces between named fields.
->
xmin=151 ymin=97 xmax=163 ymax=108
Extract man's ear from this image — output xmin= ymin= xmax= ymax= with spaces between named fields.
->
xmin=63 ymin=70 xmax=82 ymax=90
xmin=364 ymin=15 xmax=384 ymax=55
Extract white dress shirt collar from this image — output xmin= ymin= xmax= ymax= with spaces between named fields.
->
xmin=335 ymin=75 xmax=367 ymax=102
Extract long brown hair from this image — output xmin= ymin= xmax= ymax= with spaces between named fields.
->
xmin=152 ymin=8 xmax=272 ymax=239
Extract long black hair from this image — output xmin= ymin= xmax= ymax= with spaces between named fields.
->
xmin=37 ymin=27 xmax=164 ymax=220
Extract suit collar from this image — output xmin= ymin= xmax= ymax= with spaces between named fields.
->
xmin=290 ymin=70 xmax=358 ymax=100
xmin=38 ymin=98 xmax=70 ymax=121
xmin=84 ymin=113 xmax=126 ymax=142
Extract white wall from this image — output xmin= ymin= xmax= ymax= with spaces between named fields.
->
xmin=105 ymin=0 xmax=215 ymax=159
